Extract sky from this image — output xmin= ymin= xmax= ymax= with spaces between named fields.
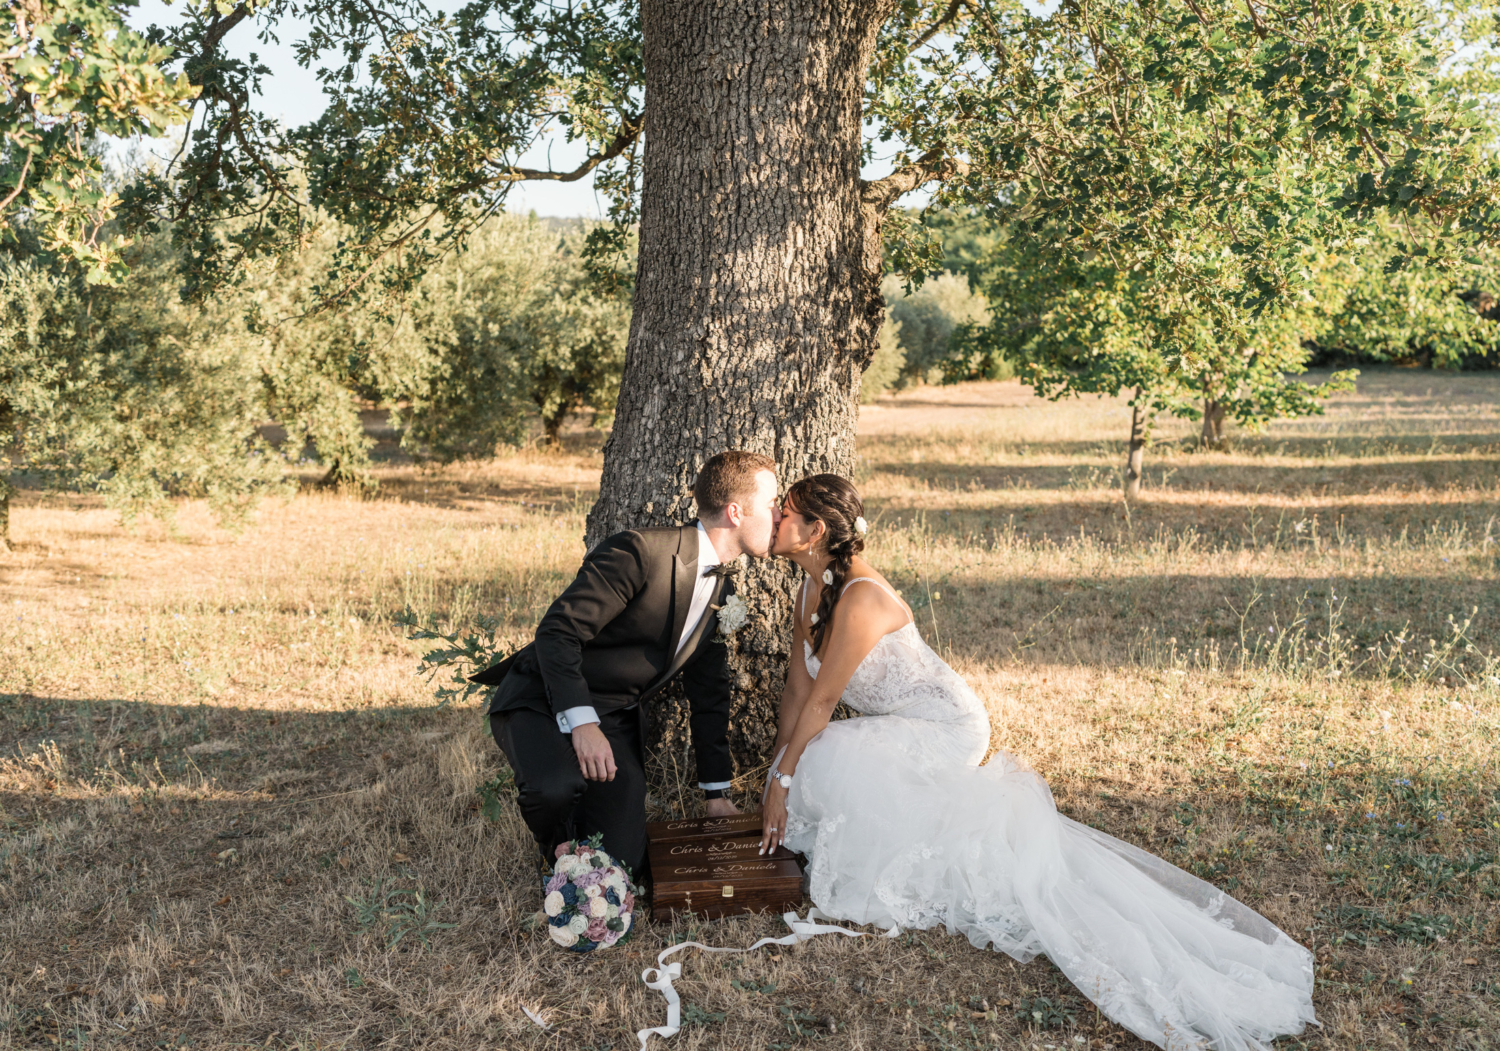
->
xmin=121 ymin=0 xmax=1030 ymax=217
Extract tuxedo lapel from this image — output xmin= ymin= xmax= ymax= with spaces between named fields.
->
xmin=675 ymin=575 xmax=728 ymax=664
xmin=641 ymin=574 xmax=727 ymax=703
xmin=668 ymin=524 xmax=697 ymax=657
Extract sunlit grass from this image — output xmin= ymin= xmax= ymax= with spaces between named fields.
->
xmin=2 ymin=367 xmax=1498 ymax=1049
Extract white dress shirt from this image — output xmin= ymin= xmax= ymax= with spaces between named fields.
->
xmin=557 ymin=523 xmax=723 ymax=745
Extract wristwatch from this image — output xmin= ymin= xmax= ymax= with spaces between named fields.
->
xmin=773 ymin=769 xmax=793 ymax=790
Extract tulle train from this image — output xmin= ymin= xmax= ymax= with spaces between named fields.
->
xmin=783 ymin=715 xmax=1316 ymax=1051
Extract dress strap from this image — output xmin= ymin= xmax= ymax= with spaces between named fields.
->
xmin=839 ymin=577 xmax=913 ymax=623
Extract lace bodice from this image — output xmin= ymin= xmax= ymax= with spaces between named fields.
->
xmin=801 ymin=578 xmax=989 ymax=749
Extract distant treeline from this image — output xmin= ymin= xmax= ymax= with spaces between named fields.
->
xmin=0 ymin=214 xmax=629 ymax=542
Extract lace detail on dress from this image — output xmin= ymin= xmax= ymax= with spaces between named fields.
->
xmin=782 ymin=583 xmax=1317 ymax=1051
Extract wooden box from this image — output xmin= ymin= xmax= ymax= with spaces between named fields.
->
xmin=646 ymin=812 xmax=764 ymax=844
xmin=647 ymin=814 xmax=805 ymax=919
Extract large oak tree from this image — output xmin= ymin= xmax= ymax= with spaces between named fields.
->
xmin=26 ymin=0 xmax=1498 ymax=767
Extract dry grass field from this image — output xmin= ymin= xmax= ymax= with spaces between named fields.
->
xmin=2 ymin=367 xmax=1498 ymax=1051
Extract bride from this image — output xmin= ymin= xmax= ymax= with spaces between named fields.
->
xmin=758 ymin=473 xmax=1316 ymax=1051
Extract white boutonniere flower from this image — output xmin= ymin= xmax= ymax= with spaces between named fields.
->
xmin=716 ymin=593 xmax=749 ymax=638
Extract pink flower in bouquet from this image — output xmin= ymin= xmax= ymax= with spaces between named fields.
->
xmin=574 ymin=869 xmax=605 ymax=889
xmin=585 ymin=917 xmax=610 ymax=942
xmin=601 ymin=928 xmax=622 ymax=947
xmin=622 ymin=891 xmax=635 ymax=912
xmin=575 ymin=844 xmax=593 ymax=857
xmin=554 ymin=842 xmax=571 ymax=859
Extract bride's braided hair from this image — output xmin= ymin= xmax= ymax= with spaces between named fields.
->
xmin=786 ymin=473 xmax=865 ymax=655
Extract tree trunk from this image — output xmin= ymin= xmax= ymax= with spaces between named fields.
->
xmin=541 ymin=410 xmax=565 ymax=447
xmin=590 ymin=0 xmax=893 ymax=776
xmin=1123 ymin=396 xmax=1146 ymax=501
xmin=1200 ymin=398 xmax=1227 ymax=448
xmin=0 ymin=475 xmax=10 ymax=551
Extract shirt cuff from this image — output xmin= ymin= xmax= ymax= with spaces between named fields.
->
xmin=557 ymin=706 xmax=601 ymax=733
xmin=697 ymin=781 xmax=733 ymax=792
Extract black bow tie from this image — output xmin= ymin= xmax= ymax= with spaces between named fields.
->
xmin=702 ymin=561 xmax=740 ymax=580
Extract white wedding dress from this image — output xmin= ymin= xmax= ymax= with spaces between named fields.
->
xmin=782 ymin=577 xmax=1317 ymax=1051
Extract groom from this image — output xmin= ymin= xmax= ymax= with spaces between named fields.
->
xmin=476 ymin=450 xmax=781 ymax=879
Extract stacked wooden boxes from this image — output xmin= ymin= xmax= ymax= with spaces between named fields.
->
xmin=646 ymin=813 xmax=805 ymax=919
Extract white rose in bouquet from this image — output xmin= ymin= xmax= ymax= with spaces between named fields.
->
xmin=549 ymin=924 xmax=579 ymax=947
xmin=543 ymin=891 xmax=566 ymax=917
xmin=589 ymin=896 xmax=609 ymax=918
xmin=567 ymin=913 xmax=590 ymax=934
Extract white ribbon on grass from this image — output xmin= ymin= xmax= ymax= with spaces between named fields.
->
xmin=636 ymin=908 xmax=900 ymax=1051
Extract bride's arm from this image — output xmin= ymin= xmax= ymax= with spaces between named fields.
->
xmin=759 ymin=585 xmax=903 ymax=853
xmin=771 ymin=613 xmax=815 ymax=761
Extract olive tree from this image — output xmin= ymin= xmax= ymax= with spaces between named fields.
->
xmin=0 ymin=235 xmax=284 ymax=548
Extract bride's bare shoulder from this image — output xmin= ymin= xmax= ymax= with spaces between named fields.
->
xmin=838 ymin=564 xmax=911 ymax=624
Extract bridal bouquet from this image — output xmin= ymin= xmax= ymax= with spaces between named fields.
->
xmin=543 ymin=835 xmax=638 ymax=952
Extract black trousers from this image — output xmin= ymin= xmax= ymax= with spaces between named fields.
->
xmin=489 ymin=706 xmax=649 ymax=881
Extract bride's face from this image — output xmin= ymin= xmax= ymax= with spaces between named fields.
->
xmin=771 ymin=496 xmax=824 ymax=558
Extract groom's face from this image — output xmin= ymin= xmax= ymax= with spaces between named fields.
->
xmin=730 ymin=469 xmax=782 ymax=559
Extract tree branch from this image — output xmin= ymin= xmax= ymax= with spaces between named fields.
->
xmin=490 ymin=113 xmax=642 ymax=183
xmin=859 ymin=147 xmax=969 ymax=212
xmin=0 ymin=149 xmax=35 ymax=213
xmin=907 ymin=0 xmax=963 ymax=53
xmin=200 ymin=4 xmax=253 ymax=60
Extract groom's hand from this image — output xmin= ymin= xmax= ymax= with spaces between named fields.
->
xmin=571 ymin=724 xmax=617 ymax=781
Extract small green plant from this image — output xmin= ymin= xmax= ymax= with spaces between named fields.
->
xmin=396 ymin=608 xmax=509 ymax=708
xmin=1014 ymin=995 xmax=1079 ymax=1029
xmin=1320 ymin=905 xmax=1458 ymax=947
xmin=777 ymin=1000 xmax=829 ymax=1039
xmin=681 ymin=1003 xmax=726 ymax=1026
xmin=346 ymin=877 xmax=457 ymax=949
xmin=477 ymin=773 xmax=514 ymax=822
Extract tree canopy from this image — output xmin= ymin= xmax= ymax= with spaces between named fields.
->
xmin=2 ymin=0 xmax=195 ymax=281
xmin=3 ymin=0 xmax=1485 ymax=318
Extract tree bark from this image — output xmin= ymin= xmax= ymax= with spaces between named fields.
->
xmin=591 ymin=0 xmax=895 ymax=776
xmin=1123 ymin=396 xmax=1146 ymax=501
xmin=1200 ymin=398 xmax=1227 ymax=448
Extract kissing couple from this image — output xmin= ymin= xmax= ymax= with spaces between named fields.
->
xmin=480 ymin=450 xmax=1317 ymax=1051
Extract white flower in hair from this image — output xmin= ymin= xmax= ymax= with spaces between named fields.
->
xmin=854 ymin=516 xmax=868 ymax=536
xmin=822 ymin=569 xmax=834 ymax=585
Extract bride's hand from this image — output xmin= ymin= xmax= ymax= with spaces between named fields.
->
xmin=759 ymin=782 xmax=789 ymax=855
xmin=762 ymin=744 xmax=788 ymax=807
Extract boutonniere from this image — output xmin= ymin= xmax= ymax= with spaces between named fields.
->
xmin=714 ymin=593 xmax=750 ymax=640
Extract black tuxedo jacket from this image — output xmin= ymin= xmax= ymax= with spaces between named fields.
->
xmin=474 ymin=523 xmax=734 ymax=786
